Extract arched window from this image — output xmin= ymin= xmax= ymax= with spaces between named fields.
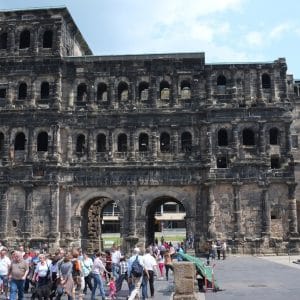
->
xmin=118 ymin=133 xmax=127 ymax=152
xmin=217 ymin=75 xmax=226 ymax=94
xmin=181 ymin=132 xmax=192 ymax=153
xmin=18 ymin=82 xmax=27 ymax=100
xmin=76 ymin=134 xmax=85 ymax=153
xmin=0 ymin=132 xmax=4 ymax=156
xmin=41 ymin=82 xmax=50 ymax=99
xmin=294 ymin=86 xmax=299 ymax=96
xmin=217 ymin=156 xmax=227 ymax=168
xmin=42 ymin=30 xmax=53 ymax=48
xmin=0 ymin=32 xmax=8 ymax=50
xmin=269 ymin=128 xmax=279 ymax=145
xmin=218 ymin=129 xmax=228 ymax=146
xmin=160 ymin=132 xmax=170 ymax=152
xmin=19 ymin=30 xmax=30 ymax=49
xmin=181 ymin=80 xmax=191 ymax=99
xmin=14 ymin=132 xmax=26 ymax=150
xmin=37 ymin=132 xmax=48 ymax=151
xmin=242 ymin=128 xmax=255 ymax=146
xmin=262 ymin=73 xmax=271 ymax=89
xmin=217 ymin=75 xmax=226 ymax=86
xmin=96 ymin=133 xmax=106 ymax=152
xmin=160 ymin=81 xmax=170 ymax=100
xmin=97 ymin=83 xmax=108 ymax=101
xmin=77 ymin=83 xmax=87 ymax=101
xmin=118 ymin=82 xmax=128 ymax=101
xmin=271 ymin=156 xmax=280 ymax=169
xmin=139 ymin=82 xmax=149 ymax=101
xmin=139 ymin=133 xmax=149 ymax=152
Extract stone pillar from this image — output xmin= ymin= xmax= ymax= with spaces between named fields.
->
xmin=151 ymin=128 xmax=158 ymax=159
xmin=205 ymin=70 xmax=213 ymax=103
xmin=68 ymin=88 xmax=74 ymax=109
xmin=258 ymin=121 xmax=266 ymax=157
xmin=24 ymin=186 xmax=33 ymax=237
xmin=53 ymin=72 xmax=62 ymax=109
xmin=128 ymin=127 xmax=135 ymax=161
xmin=232 ymin=122 xmax=240 ymax=159
xmin=207 ymin=183 xmax=216 ymax=239
xmin=2 ymin=130 xmax=10 ymax=164
xmin=261 ymin=187 xmax=271 ymax=236
xmin=233 ymin=182 xmax=242 ymax=237
xmin=287 ymin=182 xmax=298 ymax=236
xmin=285 ymin=122 xmax=292 ymax=154
xmin=256 ymin=69 xmax=262 ymax=102
xmin=49 ymin=184 xmax=60 ymax=245
xmin=171 ymin=127 xmax=178 ymax=157
xmin=66 ymin=128 xmax=73 ymax=163
xmin=128 ymin=190 xmax=136 ymax=236
xmin=51 ymin=124 xmax=61 ymax=162
xmin=0 ymin=186 xmax=8 ymax=239
xmin=27 ymin=127 xmax=34 ymax=162
xmin=30 ymin=80 xmax=37 ymax=107
xmin=64 ymin=187 xmax=72 ymax=235
xmin=108 ymin=129 xmax=113 ymax=161
xmin=173 ymin=262 xmax=198 ymax=300
xmin=88 ymin=130 xmax=96 ymax=162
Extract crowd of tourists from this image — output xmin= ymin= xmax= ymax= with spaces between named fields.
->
xmin=0 ymin=239 xmax=187 ymax=300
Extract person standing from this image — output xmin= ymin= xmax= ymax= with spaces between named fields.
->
xmin=0 ymin=248 xmax=11 ymax=300
xmin=81 ymin=252 xmax=93 ymax=294
xmin=33 ymin=254 xmax=51 ymax=287
xmin=222 ymin=241 xmax=227 ymax=260
xmin=127 ymin=247 xmax=148 ymax=300
xmin=91 ymin=251 xmax=109 ymax=300
xmin=142 ymin=247 xmax=158 ymax=299
xmin=8 ymin=251 xmax=29 ymax=300
xmin=115 ymin=256 xmax=129 ymax=294
xmin=163 ymin=250 xmax=173 ymax=281
xmin=111 ymin=245 xmax=121 ymax=280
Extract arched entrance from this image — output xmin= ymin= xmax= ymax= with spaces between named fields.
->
xmin=81 ymin=197 xmax=120 ymax=253
xmin=145 ymin=196 xmax=186 ymax=247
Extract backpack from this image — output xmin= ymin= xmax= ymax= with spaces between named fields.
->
xmin=131 ymin=255 xmax=143 ymax=277
xmin=72 ymin=259 xmax=81 ymax=276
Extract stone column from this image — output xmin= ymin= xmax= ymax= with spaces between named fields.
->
xmin=207 ymin=183 xmax=216 ymax=239
xmin=51 ymin=124 xmax=61 ymax=162
xmin=64 ymin=187 xmax=72 ymax=235
xmin=88 ymin=130 xmax=96 ymax=162
xmin=24 ymin=186 xmax=33 ymax=237
xmin=68 ymin=88 xmax=74 ymax=109
xmin=205 ymin=70 xmax=213 ymax=104
xmin=258 ymin=121 xmax=266 ymax=157
xmin=27 ymin=127 xmax=34 ymax=162
xmin=232 ymin=122 xmax=240 ymax=159
xmin=287 ymin=182 xmax=298 ymax=236
xmin=49 ymin=184 xmax=60 ymax=242
xmin=108 ymin=129 xmax=113 ymax=161
xmin=66 ymin=128 xmax=73 ymax=163
xmin=151 ymin=128 xmax=158 ymax=159
xmin=0 ymin=186 xmax=8 ymax=239
xmin=261 ymin=187 xmax=271 ymax=236
xmin=53 ymin=72 xmax=62 ymax=109
xmin=256 ymin=69 xmax=262 ymax=102
xmin=285 ymin=122 xmax=292 ymax=154
xmin=128 ymin=127 xmax=135 ymax=161
xmin=128 ymin=190 xmax=136 ymax=236
xmin=233 ymin=182 xmax=242 ymax=237
xmin=2 ymin=130 xmax=10 ymax=164
xmin=30 ymin=80 xmax=37 ymax=107
xmin=171 ymin=127 xmax=178 ymax=157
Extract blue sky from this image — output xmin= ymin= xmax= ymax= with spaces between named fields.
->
xmin=1 ymin=0 xmax=300 ymax=78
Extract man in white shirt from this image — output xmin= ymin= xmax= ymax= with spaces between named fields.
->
xmin=0 ymin=248 xmax=11 ymax=299
xmin=142 ymin=247 xmax=158 ymax=299
xmin=127 ymin=247 xmax=148 ymax=300
xmin=111 ymin=245 xmax=122 ymax=280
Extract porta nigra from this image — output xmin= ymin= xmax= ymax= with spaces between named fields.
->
xmin=0 ymin=7 xmax=299 ymax=255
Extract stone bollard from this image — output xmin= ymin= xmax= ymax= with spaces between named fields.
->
xmin=172 ymin=261 xmax=201 ymax=300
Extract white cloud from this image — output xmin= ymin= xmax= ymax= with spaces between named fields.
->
xmin=245 ymin=31 xmax=264 ymax=47
xmin=270 ymin=23 xmax=292 ymax=39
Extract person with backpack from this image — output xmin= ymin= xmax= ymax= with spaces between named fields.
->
xmin=127 ymin=247 xmax=148 ymax=300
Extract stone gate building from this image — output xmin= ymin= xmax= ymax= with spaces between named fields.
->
xmin=0 ymin=7 xmax=299 ymax=254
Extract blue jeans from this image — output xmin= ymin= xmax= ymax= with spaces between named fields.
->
xmin=112 ymin=263 xmax=119 ymax=280
xmin=9 ymin=279 xmax=25 ymax=300
xmin=91 ymin=273 xmax=105 ymax=299
xmin=141 ymin=275 xmax=148 ymax=300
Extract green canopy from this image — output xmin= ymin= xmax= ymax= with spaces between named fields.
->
xmin=177 ymin=252 xmax=220 ymax=291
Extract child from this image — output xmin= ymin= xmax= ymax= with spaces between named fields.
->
xmin=108 ymin=276 xmax=116 ymax=300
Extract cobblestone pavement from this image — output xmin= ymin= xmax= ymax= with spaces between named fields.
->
xmin=205 ymin=255 xmax=300 ymax=300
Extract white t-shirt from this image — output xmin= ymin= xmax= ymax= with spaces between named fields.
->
xmin=0 ymin=256 xmax=11 ymax=276
xmin=111 ymin=250 xmax=122 ymax=264
xmin=143 ymin=253 xmax=157 ymax=272
xmin=35 ymin=262 xmax=49 ymax=278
